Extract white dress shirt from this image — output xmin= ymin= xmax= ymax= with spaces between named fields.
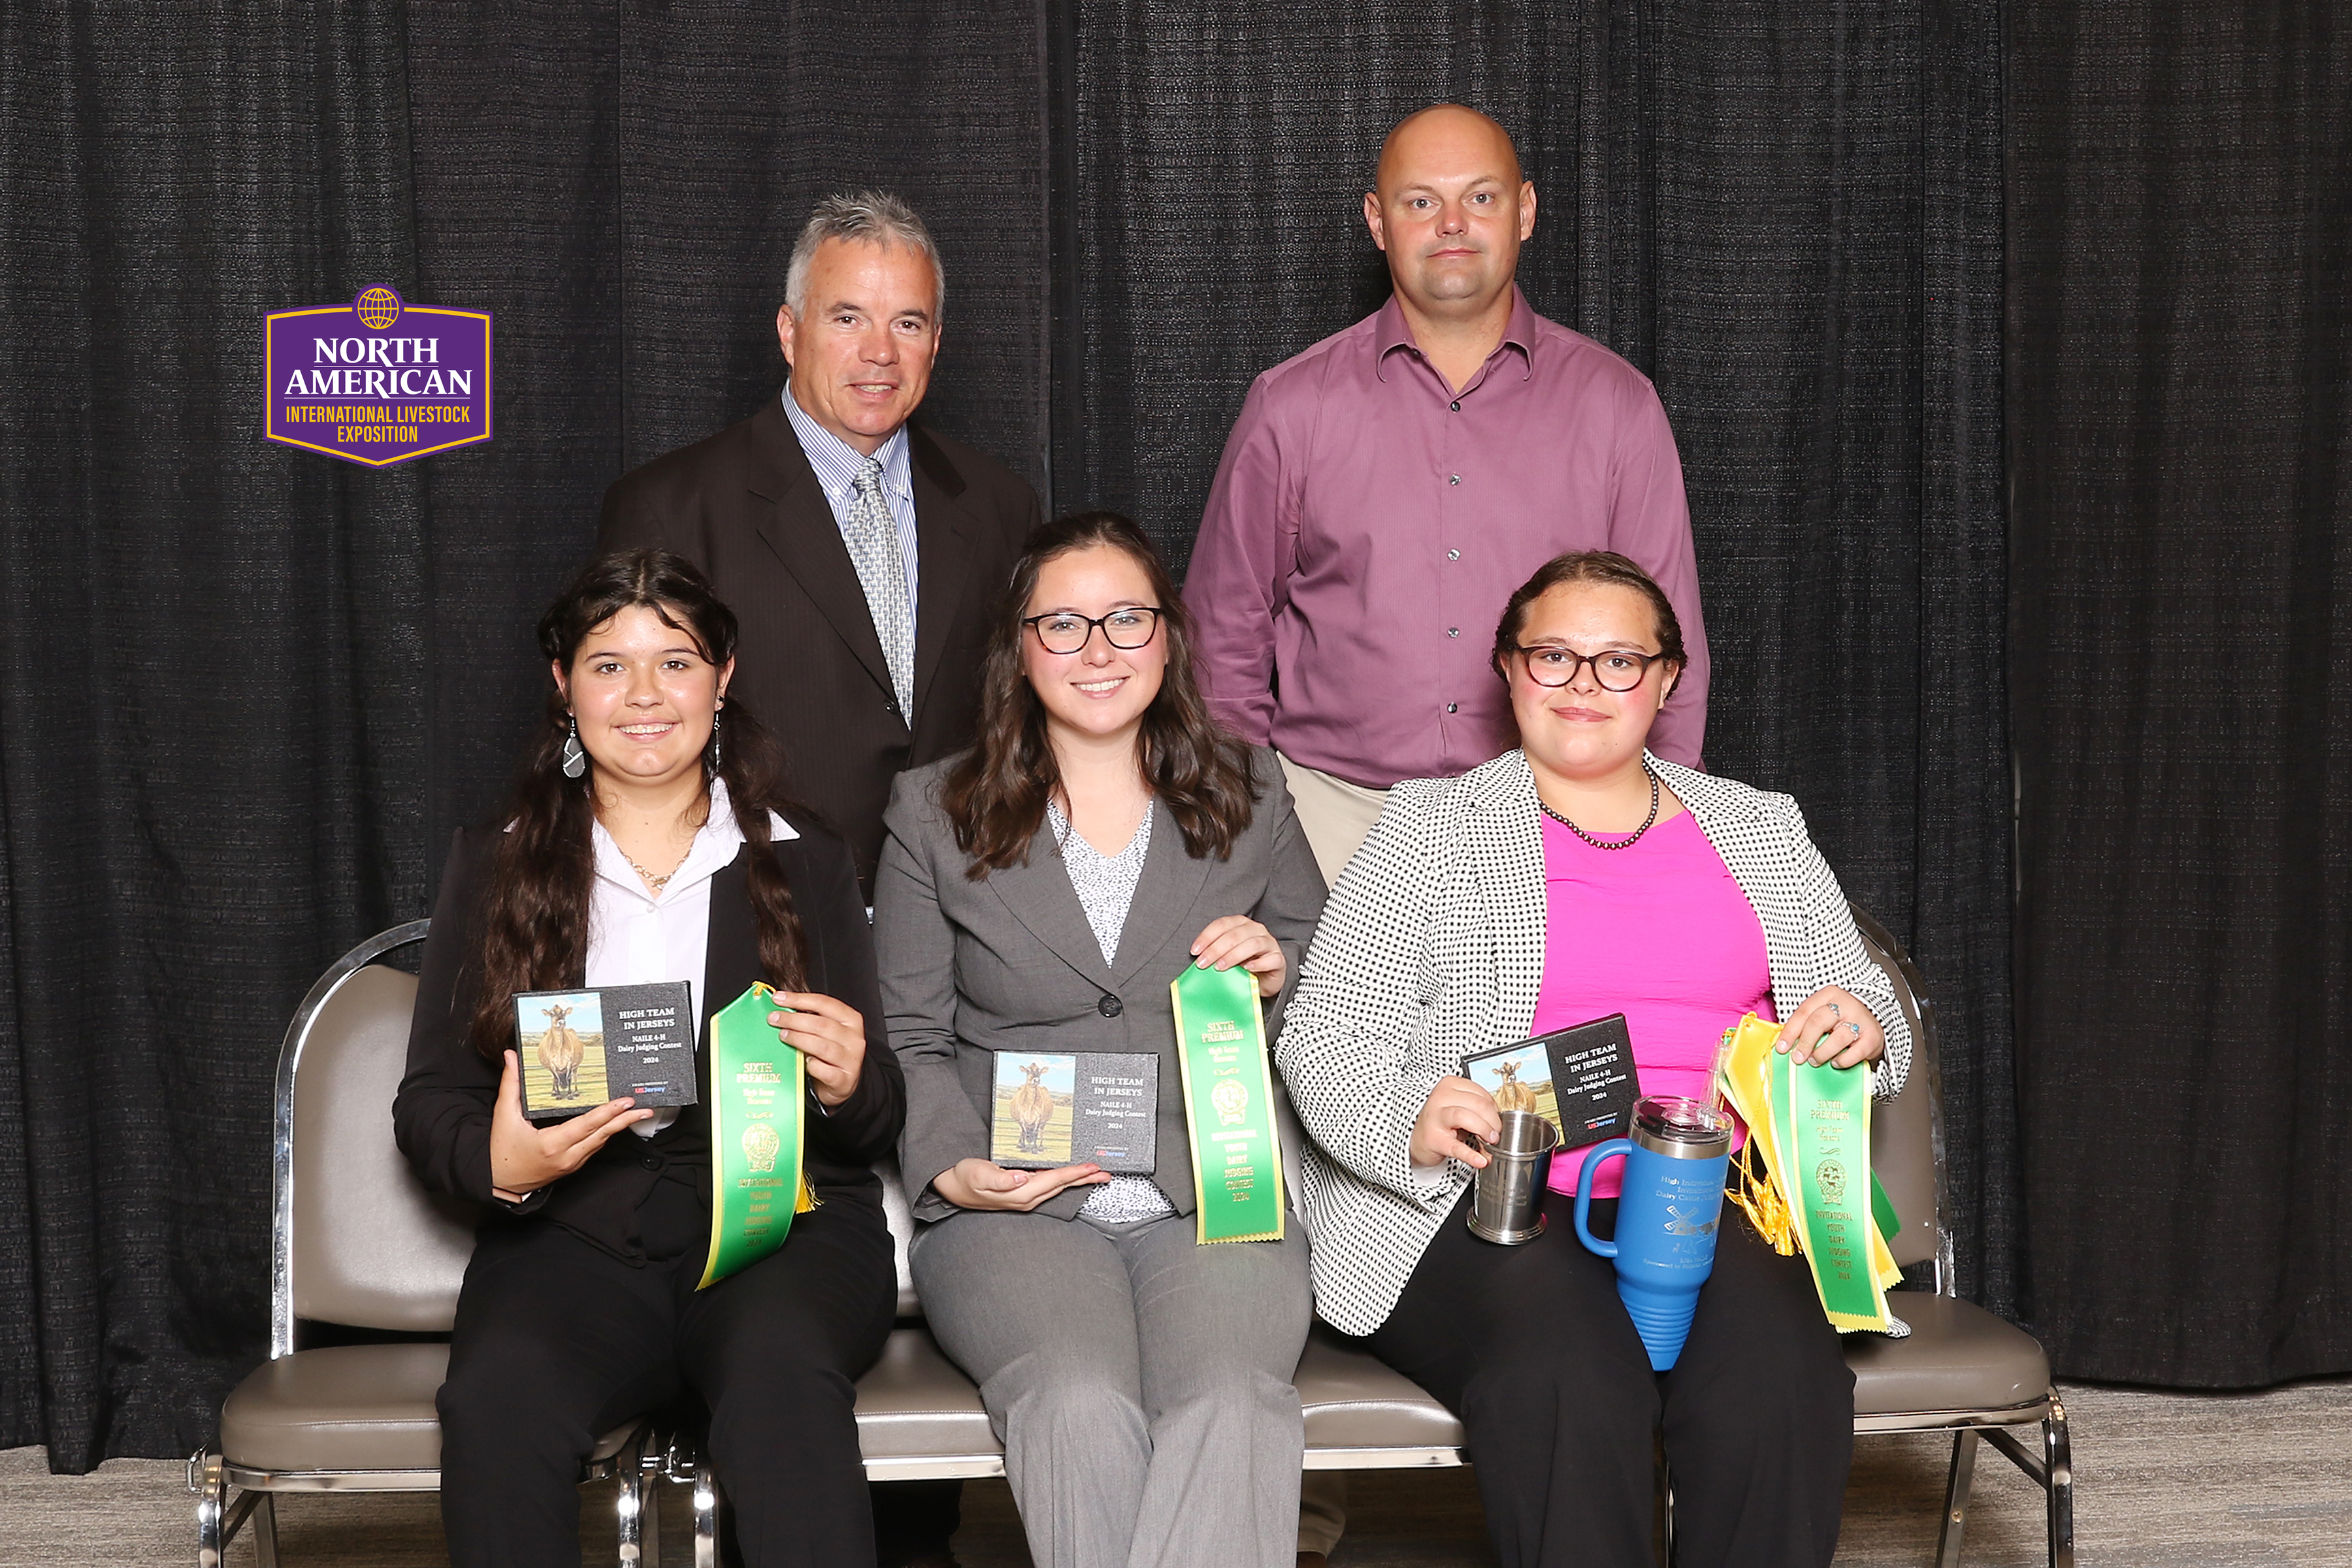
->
xmin=581 ymin=778 xmax=798 ymax=1136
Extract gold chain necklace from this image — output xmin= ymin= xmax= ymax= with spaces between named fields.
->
xmin=621 ymin=848 xmax=685 ymax=892
xmin=612 ymin=800 xmax=713 ymax=893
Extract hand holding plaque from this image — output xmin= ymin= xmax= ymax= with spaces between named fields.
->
xmin=932 ymin=1156 xmax=1110 ymax=1213
xmin=487 ymin=1050 xmax=652 ymax=1201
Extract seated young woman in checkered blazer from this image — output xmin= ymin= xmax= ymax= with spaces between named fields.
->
xmin=1274 ymin=551 xmax=1913 ymax=1568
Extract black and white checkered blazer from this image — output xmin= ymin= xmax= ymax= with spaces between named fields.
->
xmin=1273 ymin=749 xmax=1914 ymax=1337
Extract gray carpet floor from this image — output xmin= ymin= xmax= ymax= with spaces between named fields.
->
xmin=8 ymin=1378 xmax=2348 ymax=1566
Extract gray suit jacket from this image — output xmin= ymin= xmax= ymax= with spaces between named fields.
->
xmin=877 ymin=746 xmax=1326 ymax=1224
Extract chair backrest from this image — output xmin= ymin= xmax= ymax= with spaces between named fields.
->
xmin=274 ymin=921 xmax=478 ymax=1355
xmin=1850 ymin=904 xmax=1954 ymax=1289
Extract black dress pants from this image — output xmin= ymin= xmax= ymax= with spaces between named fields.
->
xmin=438 ymin=1177 xmax=897 ymax=1568
xmin=1367 ymin=1189 xmax=1853 ymax=1568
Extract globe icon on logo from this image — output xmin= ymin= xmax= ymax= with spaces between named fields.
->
xmin=355 ymin=287 xmax=402 ymax=330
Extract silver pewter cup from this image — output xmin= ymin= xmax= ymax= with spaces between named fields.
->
xmin=1465 ymin=1109 xmax=1562 ymax=1244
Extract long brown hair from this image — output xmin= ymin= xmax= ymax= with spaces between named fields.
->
xmin=466 ymin=549 xmax=810 ymax=1058
xmin=940 ymin=512 xmax=1258 ymax=875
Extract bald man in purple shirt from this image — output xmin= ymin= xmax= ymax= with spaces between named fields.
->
xmin=1189 ymin=104 xmax=1710 ymax=887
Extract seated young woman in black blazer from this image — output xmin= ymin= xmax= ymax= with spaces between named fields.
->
xmin=394 ymin=549 xmax=904 ymax=1568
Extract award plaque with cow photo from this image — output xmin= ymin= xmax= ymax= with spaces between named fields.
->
xmin=990 ymin=1050 xmax=1159 ymax=1173
xmin=513 ymin=981 xmax=698 ymax=1120
xmin=1462 ymin=1012 xmax=1639 ymax=1153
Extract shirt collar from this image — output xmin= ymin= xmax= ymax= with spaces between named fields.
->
xmin=1373 ymin=286 xmax=1537 ymax=385
xmin=589 ymin=777 xmax=800 ymax=905
xmin=781 ymin=387 xmax=913 ymax=504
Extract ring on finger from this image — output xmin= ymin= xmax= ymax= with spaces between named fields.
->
xmin=1826 ymin=1001 xmax=1842 ymax=1019
xmin=1845 ymin=1021 xmax=1862 ymax=1038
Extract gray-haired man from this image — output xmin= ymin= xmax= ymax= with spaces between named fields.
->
xmin=600 ymin=191 xmax=1041 ymax=905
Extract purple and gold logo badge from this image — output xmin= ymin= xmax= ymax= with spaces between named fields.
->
xmin=266 ymin=286 xmax=492 ymax=466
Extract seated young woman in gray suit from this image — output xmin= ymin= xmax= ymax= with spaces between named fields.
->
xmin=875 ymin=512 xmax=1327 ymax=1568
xmin=1276 ymin=551 xmax=1914 ymax=1568
xmin=395 ymin=551 xmax=902 ymax=1568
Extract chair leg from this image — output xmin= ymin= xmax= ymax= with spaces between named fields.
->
xmin=251 ymin=1495 xmax=281 ymax=1568
xmin=1936 ymin=1429 xmax=1981 ymax=1568
xmin=693 ymin=1463 xmax=720 ymax=1568
xmin=2043 ymin=1398 xmax=2074 ymax=1568
xmin=640 ymin=1459 xmax=662 ymax=1568
xmin=191 ymin=1450 xmax=227 ymax=1568
xmin=618 ymin=1457 xmax=650 ymax=1567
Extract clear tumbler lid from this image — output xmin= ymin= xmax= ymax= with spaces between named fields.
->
xmin=1634 ymin=1095 xmax=1733 ymax=1147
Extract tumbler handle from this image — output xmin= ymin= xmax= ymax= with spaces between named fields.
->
xmin=1573 ymin=1139 xmax=1633 ymax=1258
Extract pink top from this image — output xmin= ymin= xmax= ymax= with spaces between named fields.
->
xmin=1184 ymin=289 xmax=1710 ymax=783
xmin=1533 ymin=809 xmax=1774 ymax=1198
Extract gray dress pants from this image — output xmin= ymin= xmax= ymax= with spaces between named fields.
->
xmin=911 ymin=1205 xmax=1312 ymax=1568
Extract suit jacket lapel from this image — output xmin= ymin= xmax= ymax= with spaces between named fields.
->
xmin=907 ymin=423 xmax=977 ymax=728
xmin=1109 ymin=799 xmax=1213 ymax=988
xmin=701 ymin=851 xmax=760 ymax=1042
xmin=744 ymin=400 xmax=896 ymax=704
xmin=1465 ymin=753 xmax=1547 ymax=1045
xmin=986 ymin=824 xmax=1117 ymax=990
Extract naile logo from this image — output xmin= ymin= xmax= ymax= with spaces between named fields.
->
xmin=265 ymin=286 xmax=492 ymax=466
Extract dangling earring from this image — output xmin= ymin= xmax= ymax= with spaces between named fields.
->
xmin=708 ymin=710 xmax=724 ymax=774
xmin=561 ymin=715 xmax=587 ymax=779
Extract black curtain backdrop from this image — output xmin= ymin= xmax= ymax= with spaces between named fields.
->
xmin=0 ymin=0 xmax=2337 ymax=1471
xmin=0 ymin=0 xmax=1045 ymax=1469
xmin=1058 ymin=0 xmax=2016 ymax=1311
xmin=404 ymin=0 xmax=1050 ymax=869
xmin=2009 ymin=3 xmax=2352 ymax=1386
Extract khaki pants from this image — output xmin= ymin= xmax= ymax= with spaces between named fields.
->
xmin=1276 ymin=753 xmax=1390 ymax=1555
xmin=1277 ymin=754 xmax=1394 ymax=890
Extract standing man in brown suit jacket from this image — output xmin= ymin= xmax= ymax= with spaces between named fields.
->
xmin=596 ymin=190 xmax=1037 ymax=1568
xmin=599 ymin=191 xmax=1040 ymax=902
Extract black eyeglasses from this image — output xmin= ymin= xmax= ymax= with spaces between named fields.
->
xmin=1021 ymin=607 xmax=1164 ymax=655
xmin=1512 ymin=644 xmax=1671 ymax=691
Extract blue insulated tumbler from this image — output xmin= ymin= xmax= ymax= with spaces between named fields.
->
xmin=1573 ymin=1095 xmax=1734 ymax=1370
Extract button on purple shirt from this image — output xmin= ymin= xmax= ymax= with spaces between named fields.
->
xmin=1188 ymin=289 xmax=1709 ymax=785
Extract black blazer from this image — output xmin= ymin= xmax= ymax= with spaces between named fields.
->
xmin=596 ymin=399 xmax=1041 ymax=896
xmin=394 ymin=813 xmax=905 ymax=1266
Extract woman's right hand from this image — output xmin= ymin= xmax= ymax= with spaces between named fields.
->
xmin=932 ymin=1156 xmax=1109 ymax=1212
xmin=487 ymin=1050 xmax=653 ymax=1202
xmin=1410 ymin=1075 xmax=1502 ymax=1169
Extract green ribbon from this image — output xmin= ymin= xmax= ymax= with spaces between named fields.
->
xmin=1169 ymin=964 xmax=1286 ymax=1244
xmin=698 ymin=983 xmax=811 ymax=1289
xmin=1769 ymin=1049 xmax=1888 ymax=1331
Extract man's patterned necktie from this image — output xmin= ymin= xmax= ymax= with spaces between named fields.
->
xmin=844 ymin=457 xmax=915 ymax=722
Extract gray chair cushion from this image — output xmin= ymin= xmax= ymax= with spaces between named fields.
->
xmin=1297 ymin=1326 xmax=1465 ymax=1452
xmin=1848 ymin=1293 xmax=2051 ymax=1416
xmin=853 ymin=1328 xmax=1000 ymax=1461
xmin=222 ymin=1343 xmax=451 ymax=1473
xmin=221 ymin=1342 xmax=635 ymax=1477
